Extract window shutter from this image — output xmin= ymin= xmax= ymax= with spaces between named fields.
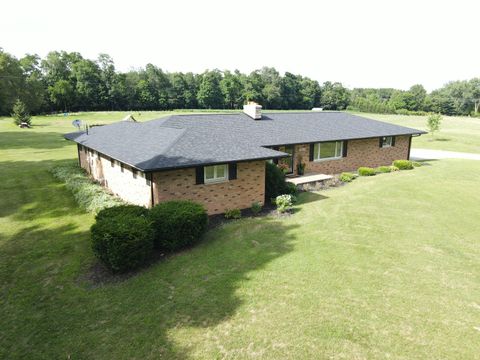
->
xmin=342 ymin=141 xmax=348 ymax=157
xmin=309 ymin=144 xmax=315 ymax=161
xmin=379 ymin=137 xmax=383 ymax=148
xmin=229 ymin=163 xmax=237 ymax=180
xmin=195 ymin=166 xmax=204 ymax=185
xmin=391 ymin=136 xmax=396 ymax=146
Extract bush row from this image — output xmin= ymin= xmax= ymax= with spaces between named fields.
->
xmin=91 ymin=201 xmax=208 ymax=273
xmin=340 ymin=160 xmax=419 ymax=183
xmin=50 ymin=163 xmax=125 ymax=213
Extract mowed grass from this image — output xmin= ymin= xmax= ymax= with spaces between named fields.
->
xmin=360 ymin=112 xmax=480 ymax=153
xmin=1 ymin=112 xmax=480 ymax=359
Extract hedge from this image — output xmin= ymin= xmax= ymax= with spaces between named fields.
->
xmin=393 ymin=160 xmax=414 ymax=170
xmin=50 ymin=163 xmax=124 ymax=214
xmin=91 ymin=214 xmax=154 ymax=273
xmin=358 ymin=167 xmax=376 ymax=176
xmin=149 ymin=200 xmax=208 ymax=251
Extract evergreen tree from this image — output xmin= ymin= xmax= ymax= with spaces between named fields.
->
xmin=11 ymin=99 xmax=31 ymax=126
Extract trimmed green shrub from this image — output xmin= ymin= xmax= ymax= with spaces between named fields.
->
xmin=390 ymin=165 xmax=399 ymax=172
xmin=265 ymin=162 xmax=292 ymax=200
xmin=149 ymin=200 xmax=208 ymax=251
xmin=393 ymin=160 xmax=414 ymax=170
xmin=95 ymin=204 xmax=149 ymax=221
xmin=358 ymin=167 xmax=376 ymax=176
xmin=225 ymin=208 xmax=241 ymax=219
xmin=50 ymin=163 xmax=125 ymax=213
xmin=285 ymin=182 xmax=298 ymax=195
xmin=251 ymin=201 xmax=262 ymax=215
xmin=376 ymin=166 xmax=392 ymax=173
xmin=275 ymin=194 xmax=296 ymax=213
xmin=91 ymin=214 xmax=154 ymax=273
xmin=340 ymin=172 xmax=355 ymax=182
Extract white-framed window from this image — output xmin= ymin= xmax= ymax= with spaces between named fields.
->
xmin=204 ymin=164 xmax=228 ymax=184
xmin=313 ymin=141 xmax=343 ymax=161
xmin=382 ymin=136 xmax=393 ymax=147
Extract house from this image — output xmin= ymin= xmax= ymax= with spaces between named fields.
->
xmin=64 ymin=104 xmax=426 ymax=214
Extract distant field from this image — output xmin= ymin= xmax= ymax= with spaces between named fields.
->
xmin=359 ymin=112 xmax=480 ymax=154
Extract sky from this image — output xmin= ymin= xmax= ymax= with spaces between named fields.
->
xmin=1 ymin=0 xmax=479 ymax=91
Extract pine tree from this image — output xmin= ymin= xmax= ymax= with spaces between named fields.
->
xmin=11 ymin=99 xmax=31 ymax=126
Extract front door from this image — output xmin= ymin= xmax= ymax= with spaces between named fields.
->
xmin=278 ymin=145 xmax=294 ymax=175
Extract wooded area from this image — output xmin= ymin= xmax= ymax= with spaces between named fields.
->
xmin=1 ymin=48 xmax=479 ymax=116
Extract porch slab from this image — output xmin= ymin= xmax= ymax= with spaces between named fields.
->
xmin=286 ymin=173 xmax=333 ymax=185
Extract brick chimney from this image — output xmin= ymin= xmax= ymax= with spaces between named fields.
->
xmin=243 ymin=102 xmax=262 ymax=120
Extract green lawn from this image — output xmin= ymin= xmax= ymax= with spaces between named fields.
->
xmin=1 ymin=112 xmax=480 ymax=359
xmin=359 ymin=112 xmax=480 ymax=153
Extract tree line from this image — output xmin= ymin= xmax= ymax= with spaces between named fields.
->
xmin=1 ymin=48 xmax=479 ymax=116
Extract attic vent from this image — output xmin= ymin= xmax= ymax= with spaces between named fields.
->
xmin=243 ymin=102 xmax=262 ymax=120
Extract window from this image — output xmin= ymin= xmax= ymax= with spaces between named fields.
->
xmin=313 ymin=141 xmax=343 ymax=161
xmin=382 ymin=136 xmax=393 ymax=147
xmin=204 ymin=164 xmax=228 ymax=184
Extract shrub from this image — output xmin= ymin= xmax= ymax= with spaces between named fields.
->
xmin=91 ymin=214 xmax=154 ymax=273
xmin=340 ymin=172 xmax=355 ymax=182
xmin=390 ymin=165 xmax=400 ymax=172
xmin=95 ymin=204 xmax=149 ymax=222
xmin=225 ymin=208 xmax=241 ymax=219
xmin=265 ymin=162 xmax=292 ymax=200
xmin=275 ymin=194 xmax=296 ymax=213
xmin=50 ymin=163 xmax=125 ymax=213
xmin=11 ymin=99 xmax=31 ymax=126
xmin=285 ymin=182 xmax=298 ymax=195
xmin=393 ymin=160 xmax=414 ymax=170
xmin=358 ymin=167 xmax=376 ymax=176
xmin=376 ymin=166 xmax=392 ymax=173
xmin=251 ymin=201 xmax=262 ymax=215
xmin=149 ymin=200 xmax=208 ymax=251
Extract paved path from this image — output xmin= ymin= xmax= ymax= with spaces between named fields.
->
xmin=410 ymin=148 xmax=480 ymax=161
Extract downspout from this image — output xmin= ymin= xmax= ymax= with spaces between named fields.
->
xmin=407 ymin=135 xmax=413 ymax=160
xmin=77 ymin=144 xmax=81 ymax=167
xmin=149 ymin=173 xmax=155 ymax=208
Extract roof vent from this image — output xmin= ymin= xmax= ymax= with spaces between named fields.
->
xmin=243 ymin=102 xmax=262 ymax=120
xmin=312 ymin=107 xmax=323 ymax=112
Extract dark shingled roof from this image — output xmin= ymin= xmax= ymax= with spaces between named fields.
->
xmin=65 ymin=112 xmax=426 ymax=171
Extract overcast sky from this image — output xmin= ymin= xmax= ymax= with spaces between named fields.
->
xmin=2 ymin=0 xmax=479 ymax=91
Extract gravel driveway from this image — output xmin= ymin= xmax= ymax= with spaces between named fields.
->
xmin=410 ymin=148 xmax=480 ymax=161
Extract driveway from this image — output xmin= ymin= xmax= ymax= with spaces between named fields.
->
xmin=410 ymin=148 xmax=480 ymax=161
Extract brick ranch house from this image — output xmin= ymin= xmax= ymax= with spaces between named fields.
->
xmin=64 ymin=104 xmax=425 ymax=214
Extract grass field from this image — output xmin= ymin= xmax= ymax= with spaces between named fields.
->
xmin=1 ymin=111 xmax=480 ymax=359
xmin=361 ymin=112 xmax=480 ymax=154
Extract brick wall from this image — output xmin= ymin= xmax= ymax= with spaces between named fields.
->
xmin=292 ymin=135 xmax=411 ymax=175
xmin=77 ymin=145 xmax=151 ymax=207
xmin=152 ymin=160 xmax=265 ymax=214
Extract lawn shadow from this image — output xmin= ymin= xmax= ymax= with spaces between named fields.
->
xmin=0 ymin=159 xmax=79 ymax=218
xmin=296 ymin=191 xmax=329 ymax=205
xmin=1 ymin=155 xmax=300 ymax=359
xmin=97 ymin=217 xmax=300 ymax=358
xmin=0 ymin=131 xmax=73 ymax=150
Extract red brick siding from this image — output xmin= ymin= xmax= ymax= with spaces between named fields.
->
xmin=292 ymin=135 xmax=411 ymax=175
xmin=152 ymin=161 xmax=265 ymax=214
